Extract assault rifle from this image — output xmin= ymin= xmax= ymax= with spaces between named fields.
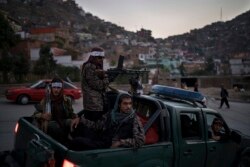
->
xmin=106 ymin=55 xmax=148 ymax=83
xmin=41 ymin=84 xmax=51 ymax=133
xmin=106 ymin=55 xmax=148 ymax=95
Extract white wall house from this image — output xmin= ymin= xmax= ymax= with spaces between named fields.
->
xmin=72 ymin=60 xmax=84 ymax=69
xmin=138 ymin=53 xmax=154 ymax=63
xmin=230 ymin=58 xmax=250 ymax=75
xmin=76 ymin=32 xmax=93 ymax=41
xmin=30 ymin=48 xmax=40 ymax=61
xmin=53 ymin=55 xmax=72 ymax=66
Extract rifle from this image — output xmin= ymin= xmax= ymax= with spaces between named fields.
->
xmin=41 ymin=84 xmax=51 ymax=133
xmin=106 ymin=55 xmax=148 ymax=95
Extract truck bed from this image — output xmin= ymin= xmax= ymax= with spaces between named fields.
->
xmin=14 ymin=116 xmax=174 ymax=167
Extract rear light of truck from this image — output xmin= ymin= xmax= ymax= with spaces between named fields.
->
xmin=14 ymin=123 xmax=19 ymax=133
xmin=62 ymin=159 xmax=79 ymax=167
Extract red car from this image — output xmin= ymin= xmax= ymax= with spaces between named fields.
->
xmin=5 ymin=79 xmax=82 ymax=104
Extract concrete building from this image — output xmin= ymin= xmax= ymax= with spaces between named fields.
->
xmin=230 ymin=58 xmax=250 ymax=75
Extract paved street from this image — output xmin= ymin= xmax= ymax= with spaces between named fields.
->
xmin=0 ymin=97 xmax=83 ymax=151
xmin=205 ymin=97 xmax=250 ymax=136
xmin=0 ymin=96 xmax=249 ymax=151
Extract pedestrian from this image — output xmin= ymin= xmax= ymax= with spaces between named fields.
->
xmin=194 ymin=82 xmax=199 ymax=92
xmin=81 ymin=47 xmax=109 ymax=121
xmin=181 ymin=82 xmax=188 ymax=90
xmin=70 ymin=93 xmax=145 ymax=150
xmin=33 ymin=77 xmax=78 ymax=145
xmin=219 ymin=84 xmax=230 ymax=109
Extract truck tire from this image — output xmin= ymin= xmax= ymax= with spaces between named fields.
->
xmin=238 ymin=156 xmax=250 ymax=167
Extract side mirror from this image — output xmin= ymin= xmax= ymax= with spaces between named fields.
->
xmin=230 ymin=130 xmax=242 ymax=144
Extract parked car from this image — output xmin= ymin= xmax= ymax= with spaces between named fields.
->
xmin=5 ymin=79 xmax=82 ymax=104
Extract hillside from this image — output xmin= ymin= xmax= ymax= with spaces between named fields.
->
xmin=1 ymin=0 xmax=249 ymax=61
xmin=0 ymin=0 xmax=131 ymax=40
xmin=165 ymin=10 xmax=250 ymax=60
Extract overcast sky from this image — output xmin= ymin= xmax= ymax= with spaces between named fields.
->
xmin=75 ymin=0 xmax=250 ymax=38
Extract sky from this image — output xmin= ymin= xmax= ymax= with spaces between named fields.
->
xmin=75 ymin=0 xmax=250 ymax=38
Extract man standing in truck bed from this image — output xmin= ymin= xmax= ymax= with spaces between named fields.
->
xmin=81 ymin=47 xmax=109 ymax=121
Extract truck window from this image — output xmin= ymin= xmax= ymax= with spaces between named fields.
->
xmin=134 ymin=99 xmax=160 ymax=144
xmin=180 ymin=113 xmax=201 ymax=140
xmin=206 ymin=114 xmax=226 ymax=141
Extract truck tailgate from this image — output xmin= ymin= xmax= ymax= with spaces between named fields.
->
xmin=13 ymin=117 xmax=68 ymax=166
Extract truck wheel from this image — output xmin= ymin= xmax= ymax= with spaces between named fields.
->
xmin=238 ymin=156 xmax=250 ymax=167
xmin=18 ymin=95 xmax=29 ymax=105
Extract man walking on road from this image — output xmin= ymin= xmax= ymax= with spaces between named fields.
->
xmin=219 ymin=84 xmax=230 ymax=109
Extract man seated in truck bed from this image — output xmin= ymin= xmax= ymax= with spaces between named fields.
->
xmin=70 ymin=93 xmax=145 ymax=150
xmin=32 ymin=77 xmax=78 ymax=145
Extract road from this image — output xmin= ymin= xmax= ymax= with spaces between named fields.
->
xmin=0 ymin=97 xmax=83 ymax=151
xmin=205 ymin=97 xmax=250 ymax=136
xmin=0 ymin=97 xmax=250 ymax=151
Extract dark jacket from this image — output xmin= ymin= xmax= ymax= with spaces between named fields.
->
xmin=221 ymin=88 xmax=229 ymax=98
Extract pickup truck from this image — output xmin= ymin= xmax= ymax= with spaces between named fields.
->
xmin=11 ymin=85 xmax=250 ymax=167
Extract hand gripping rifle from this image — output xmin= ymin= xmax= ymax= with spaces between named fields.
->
xmin=41 ymin=84 xmax=51 ymax=133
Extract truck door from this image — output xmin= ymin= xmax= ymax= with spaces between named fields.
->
xmin=178 ymin=110 xmax=206 ymax=167
xmin=204 ymin=112 xmax=239 ymax=167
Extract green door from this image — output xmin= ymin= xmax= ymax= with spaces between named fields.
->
xmin=69 ymin=144 xmax=174 ymax=167
xmin=178 ymin=110 xmax=206 ymax=167
xmin=205 ymin=113 xmax=239 ymax=167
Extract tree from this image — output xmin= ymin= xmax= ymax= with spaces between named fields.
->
xmin=0 ymin=13 xmax=20 ymax=83
xmin=0 ymin=52 xmax=13 ymax=83
xmin=33 ymin=45 xmax=57 ymax=77
xmin=179 ymin=63 xmax=186 ymax=76
xmin=110 ymin=59 xmax=116 ymax=66
xmin=0 ymin=13 xmax=19 ymax=52
xmin=205 ymin=57 xmax=215 ymax=75
xmin=55 ymin=65 xmax=80 ymax=82
xmin=12 ymin=53 xmax=30 ymax=82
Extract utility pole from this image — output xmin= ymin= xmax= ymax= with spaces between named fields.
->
xmin=220 ymin=7 xmax=223 ymax=21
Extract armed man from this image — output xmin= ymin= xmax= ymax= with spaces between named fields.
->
xmin=81 ymin=47 xmax=110 ymax=121
xmin=32 ymin=77 xmax=78 ymax=145
xmin=81 ymin=47 xmax=148 ymax=121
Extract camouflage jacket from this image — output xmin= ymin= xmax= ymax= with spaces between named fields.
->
xmin=81 ymin=62 xmax=109 ymax=111
xmin=80 ymin=112 xmax=145 ymax=148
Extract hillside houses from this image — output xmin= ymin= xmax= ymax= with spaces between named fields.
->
xmin=230 ymin=58 xmax=250 ymax=75
xmin=1 ymin=0 xmax=249 ymax=79
xmin=8 ymin=21 xmax=249 ymax=79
